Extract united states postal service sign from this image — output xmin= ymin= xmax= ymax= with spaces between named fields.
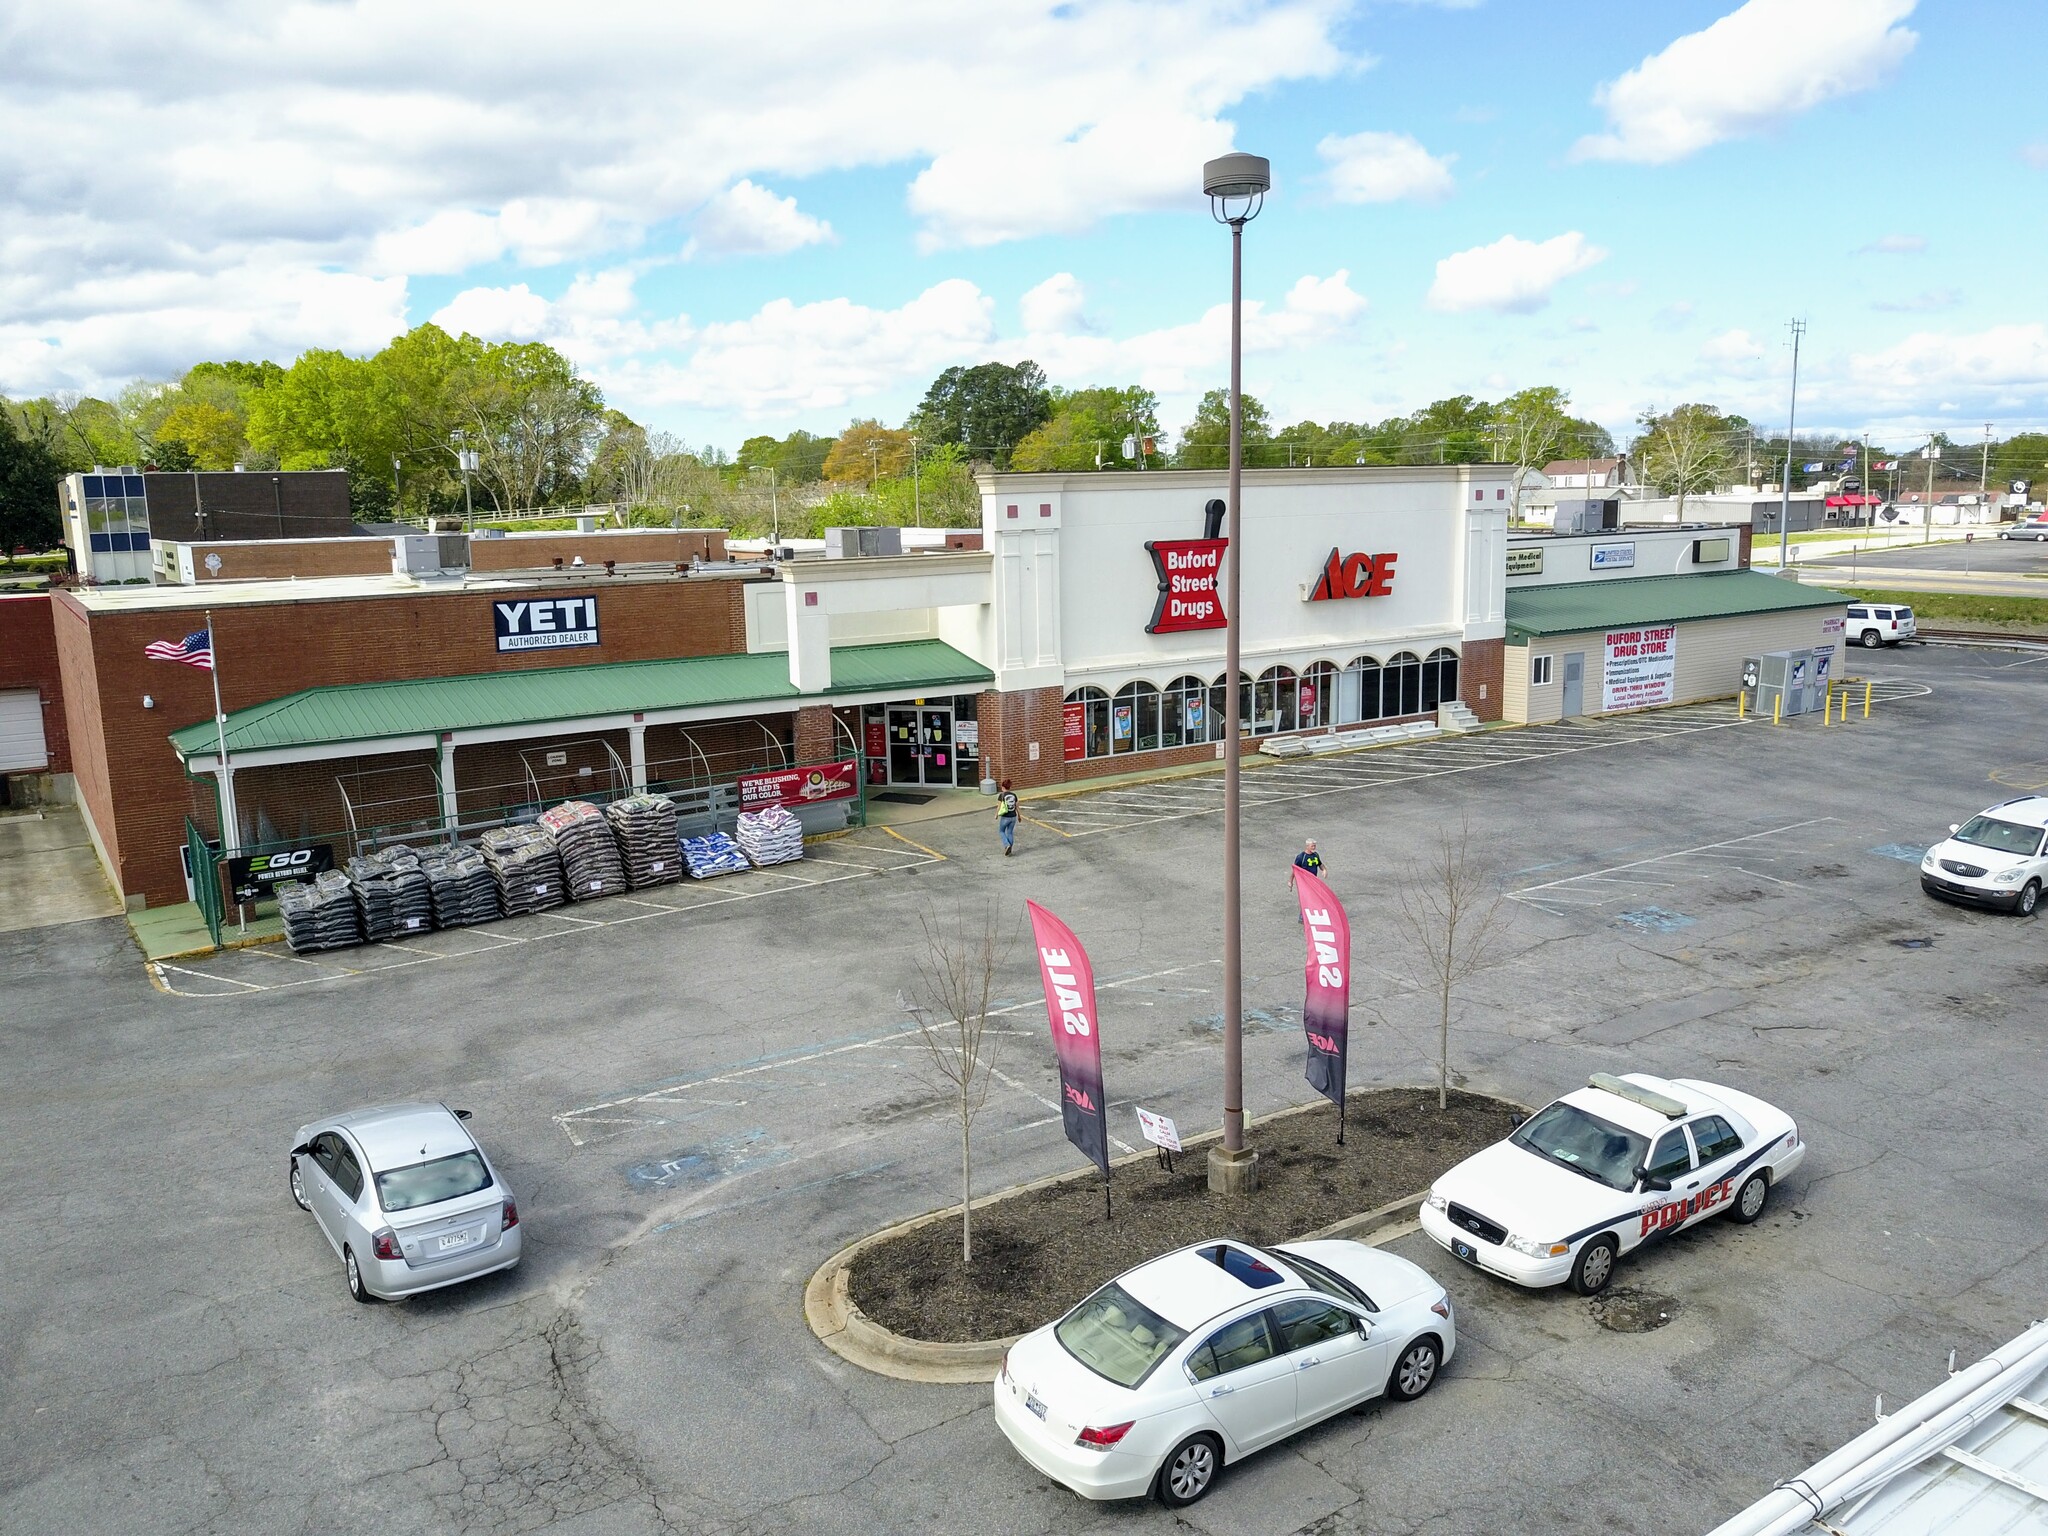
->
xmin=1026 ymin=901 xmax=1111 ymax=1177
xmin=495 ymin=595 xmax=600 ymax=652
xmin=1602 ymin=624 xmax=1675 ymax=711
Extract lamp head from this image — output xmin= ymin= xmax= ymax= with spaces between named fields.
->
xmin=1204 ymin=153 xmax=1270 ymax=224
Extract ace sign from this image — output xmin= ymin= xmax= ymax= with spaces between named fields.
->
xmin=494 ymin=595 xmax=600 ymax=653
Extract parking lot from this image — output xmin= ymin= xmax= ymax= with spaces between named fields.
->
xmin=4 ymin=642 xmax=2046 ymax=1536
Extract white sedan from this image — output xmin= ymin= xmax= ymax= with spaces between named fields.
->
xmin=993 ymin=1239 xmax=1453 ymax=1507
xmin=1420 ymin=1073 xmax=1805 ymax=1296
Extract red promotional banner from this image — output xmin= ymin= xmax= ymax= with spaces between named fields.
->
xmin=1062 ymin=700 xmax=1086 ymax=762
xmin=1143 ymin=537 xmax=1227 ymax=633
xmin=1026 ymin=901 xmax=1111 ymax=1176
xmin=736 ymin=759 xmax=858 ymax=810
xmin=1292 ymin=867 xmax=1351 ymax=1112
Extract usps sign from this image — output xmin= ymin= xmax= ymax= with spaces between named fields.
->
xmin=495 ymin=595 xmax=600 ymax=653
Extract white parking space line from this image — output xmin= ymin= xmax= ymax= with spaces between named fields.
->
xmin=1508 ymin=818 xmax=1839 ymax=916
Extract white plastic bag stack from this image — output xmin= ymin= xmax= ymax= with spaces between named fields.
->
xmin=736 ymin=805 xmax=805 ymax=866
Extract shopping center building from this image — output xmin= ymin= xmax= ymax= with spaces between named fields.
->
xmin=11 ymin=462 xmax=1845 ymax=914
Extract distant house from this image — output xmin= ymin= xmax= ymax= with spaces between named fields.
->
xmin=1542 ymin=457 xmax=1625 ymax=492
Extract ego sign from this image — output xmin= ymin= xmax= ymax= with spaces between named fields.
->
xmin=494 ymin=596 xmax=600 ymax=653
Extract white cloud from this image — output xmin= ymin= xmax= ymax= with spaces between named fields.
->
xmin=1851 ymin=325 xmax=2048 ymax=392
xmin=685 ymin=181 xmax=834 ymax=259
xmin=431 ymin=269 xmax=695 ymax=374
xmin=2022 ymin=143 xmax=2048 ymax=170
xmin=1316 ymin=131 xmax=1455 ymax=203
xmin=368 ymin=211 xmax=508 ymax=276
xmin=1425 ymin=233 xmax=1605 ymax=314
xmin=1700 ymin=328 xmax=1766 ymax=364
xmin=1572 ymin=0 xmax=1918 ymax=165
xmin=1859 ymin=232 xmax=1926 ymax=254
xmin=1019 ymin=274 xmax=1090 ymax=335
xmin=1872 ymin=289 xmax=1960 ymax=313
xmin=432 ymin=283 xmax=552 ymax=340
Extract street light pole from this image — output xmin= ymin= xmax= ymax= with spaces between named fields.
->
xmin=1204 ymin=150 xmax=1269 ymax=1198
xmin=1778 ymin=318 xmax=1804 ymax=569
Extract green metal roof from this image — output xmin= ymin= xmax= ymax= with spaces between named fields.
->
xmin=170 ymin=640 xmax=993 ymax=760
xmin=1505 ymin=570 xmax=1847 ymax=643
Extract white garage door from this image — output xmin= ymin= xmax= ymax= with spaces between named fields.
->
xmin=0 ymin=690 xmax=49 ymax=772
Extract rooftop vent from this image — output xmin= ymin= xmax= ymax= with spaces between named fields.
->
xmin=824 ymin=526 xmax=903 ymax=559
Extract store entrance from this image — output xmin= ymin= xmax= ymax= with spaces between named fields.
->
xmin=886 ymin=705 xmax=955 ymax=786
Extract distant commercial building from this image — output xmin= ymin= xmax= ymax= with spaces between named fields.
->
xmin=55 ymin=468 xmax=353 ymax=584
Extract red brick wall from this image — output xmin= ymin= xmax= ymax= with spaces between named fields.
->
xmin=184 ymin=539 xmax=394 ymax=582
xmin=1460 ymin=637 xmax=1505 ymax=722
xmin=974 ymin=685 xmax=1065 ymax=790
xmin=793 ymin=705 xmax=838 ymax=764
xmin=468 ymin=530 xmax=726 ymax=571
xmin=1737 ymin=524 xmax=1754 ymax=568
xmin=1056 ymin=712 xmax=1436 ymax=782
xmin=0 ymin=595 xmax=69 ymax=774
xmin=67 ymin=576 xmax=751 ymax=906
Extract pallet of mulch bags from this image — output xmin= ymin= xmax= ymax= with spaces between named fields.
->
xmin=735 ymin=805 xmax=805 ymax=867
xmin=347 ymin=848 xmax=434 ymax=942
xmin=605 ymin=794 xmax=682 ymax=888
xmin=417 ymin=843 xmax=501 ymax=928
xmin=279 ymin=869 xmax=362 ymax=953
xmin=480 ymin=824 xmax=567 ymax=915
xmin=682 ymin=831 xmax=751 ymax=879
xmin=539 ymin=799 xmax=628 ymax=901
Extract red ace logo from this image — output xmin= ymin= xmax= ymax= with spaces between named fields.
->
xmin=1309 ymin=548 xmax=1398 ymax=602
xmin=1144 ymin=538 xmax=1227 ymax=634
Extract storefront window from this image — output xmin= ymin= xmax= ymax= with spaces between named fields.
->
xmin=1300 ymin=663 xmax=1336 ymax=730
xmin=1110 ymin=681 xmax=1160 ymax=754
xmin=1337 ymin=656 xmax=1381 ymax=725
xmin=1162 ymin=675 xmax=1204 ymax=747
xmin=1065 ymin=686 xmax=1111 ymax=758
xmin=1384 ymin=652 xmax=1422 ymax=718
xmin=1420 ymin=648 xmax=1460 ymax=712
xmin=1214 ymin=673 xmax=1249 ymax=741
xmin=1253 ymin=666 xmax=1297 ymax=735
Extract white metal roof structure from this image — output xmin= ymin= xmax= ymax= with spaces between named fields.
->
xmin=1706 ymin=1318 xmax=2048 ymax=1536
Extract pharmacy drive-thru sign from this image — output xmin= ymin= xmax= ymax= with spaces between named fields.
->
xmin=1603 ymin=624 xmax=1676 ymax=711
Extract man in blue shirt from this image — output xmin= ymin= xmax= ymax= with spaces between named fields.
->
xmin=1293 ymin=839 xmax=1322 ymax=878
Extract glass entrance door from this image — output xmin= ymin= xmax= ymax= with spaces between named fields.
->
xmin=885 ymin=706 xmax=954 ymax=785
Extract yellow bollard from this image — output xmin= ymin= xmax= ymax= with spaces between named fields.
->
xmin=1863 ymin=679 xmax=1872 ymax=718
xmin=1824 ymin=684 xmax=1834 ymax=725
xmin=1738 ymin=689 xmax=1748 ymax=719
xmin=1773 ymin=695 xmax=1782 ymax=726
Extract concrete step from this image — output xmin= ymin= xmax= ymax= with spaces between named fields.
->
xmin=1437 ymin=700 xmax=1483 ymax=734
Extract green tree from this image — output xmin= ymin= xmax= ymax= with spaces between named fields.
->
xmin=1010 ymin=386 xmax=1161 ymax=472
xmin=822 ymin=420 xmax=914 ymax=484
xmin=910 ymin=361 xmax=1052 ymax=468
xmin=1401 ymin=396 xmax=1495 ymax=464
xmin=1990 ymin=433 xmax=2048 ymax=499
xmin=735 ymin=429 xmax=830 ymax=484
xmin=155 ymin=400 xmax=245 ymax=470
xmin=0 ymin=408 xmax=66 ymax=552
xmin=1636 ymin=403 xmax=1738 ymax=516
xmin=1175 ymin=388 xmax=1271 ymax=469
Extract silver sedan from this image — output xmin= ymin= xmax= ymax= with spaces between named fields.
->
xmin=288 ymin=1103 xmax=522 ymax=1303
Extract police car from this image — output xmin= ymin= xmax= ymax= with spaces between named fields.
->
xmin=1419 ymin=1073 xmax=1805 ymax=1296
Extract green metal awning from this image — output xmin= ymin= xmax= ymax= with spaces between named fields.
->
xmin=169 ymin=639 xmax=993 ymax=760
xmin=1505 ymin=570 xmax=1847 ymax=643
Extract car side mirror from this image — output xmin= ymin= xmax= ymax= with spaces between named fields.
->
xmin=1509 ymin=1113 xmax=1527 ymax=1130
xmin=1354 ymin=1315 xmax=1371 ymax=1338
xmin=1949 ymin=825 xmax=1960 ymax=835
xmin=1634 ymin=1167 xmax=1671 ymax=1193
xmin=453 ymin=1109 xmax=473 ymax=1121
xmin=289 ymin=1142 xmax=312 ymax=1157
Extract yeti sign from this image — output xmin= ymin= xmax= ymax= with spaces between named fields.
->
xmin=494 ymin=595 xmax=601 ymax=653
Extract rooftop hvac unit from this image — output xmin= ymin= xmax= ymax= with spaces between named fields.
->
xmin=824 ymin=526 xmax=903 ymax=559
xmin=1554 ymin=498 xmax=1618 ymax=534
xmin=391 ymin=534 xmax=473 ymax=576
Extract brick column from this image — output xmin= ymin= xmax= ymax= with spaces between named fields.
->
xmin=1460 ymin=637 xmax=1505 ymax=722
xmin=979 ymin=686 xmax=1065 ymax=789
xmin=793 ymin=704 xmax=838 ymax=764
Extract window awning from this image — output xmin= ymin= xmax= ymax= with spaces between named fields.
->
xmin=1505 ymin=570 xmax=1847 ymax=643
xmin=169 ymin=639 xmax=992 ymax=764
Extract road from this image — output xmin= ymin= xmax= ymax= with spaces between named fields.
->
xmin=1790 ymin=533 xmax=2048 ymax=597
xmin=4 ymin=643 xmax=2046 ymax=1536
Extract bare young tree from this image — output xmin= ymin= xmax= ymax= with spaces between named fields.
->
xmin=901 ymin=906 xmax=1010 ymax=1264
xmin=1391 ymin=820 xmax=1510 ymax=1110
xmin=1636 ymin=403 xmax=1736 ymax=520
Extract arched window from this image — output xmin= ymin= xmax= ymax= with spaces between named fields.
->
xmin=1339 ymin=655 xmax=1381 ymax=724
xmin=1163 ymin=675 xmax=1207 ymax=747
xmin=1383 ymin=651 xmax=1422 ymax=718
xmin=1300 ymin=661 xmax=1338 ymax=730
xmin=1212 ymin=672 xmax=1249 ymax=742
xmin=1254 ymin=666 xmax=1298 ymax=735
xmin=1064 ymin=686 xmax=1111 ymax=758
xmin=1421 ymin=647 xmax=1460 ymax=712
xmin=1111 ymin=680 xmax=1161 ymax=754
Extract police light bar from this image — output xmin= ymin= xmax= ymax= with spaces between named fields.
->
xmin=1588 ymin=1073 xmax=1687 ymax=1120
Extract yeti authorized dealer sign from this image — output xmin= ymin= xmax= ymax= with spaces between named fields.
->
xmin=494 ymin=595 xmax=601 ymax=653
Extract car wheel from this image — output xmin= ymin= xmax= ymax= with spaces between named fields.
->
xmin=2018 ymin=881 xmax=2040 ymax=917
xmin=1730 ymin=1172 xmax=1771 ymax=1224
xmin=344 ymin=1246 xmax=378 ymax=1304
xmin=1570 ymin=1236 xmax=1618 ymax=1295
xmin=1861 ymin=630 xmax=1883 ymax=649
xmin=1387 ymin=1336 xmax=1442 ymax=1402
xmin=1155 ymin=1433 xmax=1221 ymax=1508
xmin=289 ymin=1160 xmax=310 ymax=1211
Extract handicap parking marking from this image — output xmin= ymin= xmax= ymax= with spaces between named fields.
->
xmin=1990 ymin=762 xmax=2048 ymax=791
xmin=1508 ymin=818 xmax=1841 ymax=916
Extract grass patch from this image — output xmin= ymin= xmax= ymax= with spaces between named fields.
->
xmin=1839 ymin=587 xmax=2048 ymax=630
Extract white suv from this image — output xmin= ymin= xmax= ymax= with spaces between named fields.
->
xmin=1844 ymin=602 xmax=1916 ymax=648
xmin=1920 ymin=797 xmax=2048 ymax=916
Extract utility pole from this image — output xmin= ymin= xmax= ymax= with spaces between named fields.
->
xmin=1861 ymin=431 xmax=1871 ymax=530
xmin=1778 ymin=319 xmax=1805 ymax=569
xmin=1923 ymin=442 xmax=1937 ymax=544
xmin=1981 ymin=422 xmax=1993 ymax=495
xmin=909 ymin=434 xmax=921 ymax=527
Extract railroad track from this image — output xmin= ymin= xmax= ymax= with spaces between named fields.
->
xmin=1918 ymin=627 xmax=2048 ymax=647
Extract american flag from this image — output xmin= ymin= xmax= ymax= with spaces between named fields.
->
xmin=144 ymin=628 xmax=214 ymax=670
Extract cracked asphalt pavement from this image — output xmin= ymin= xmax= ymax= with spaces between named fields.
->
xmin=4 ymin=644 xmax=2045 ymax=1535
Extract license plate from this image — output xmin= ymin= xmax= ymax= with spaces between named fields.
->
xmin=437 ymin=1230 xmax=472 ymax=1250
xmin=1025 ymin=1392 xmax=1047 ymax=1421
xmin=1452 ymin=1239 xmax=1477 ymax=1263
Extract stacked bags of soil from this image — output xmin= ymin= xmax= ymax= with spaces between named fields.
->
xmin=682 ymin=831 xmax=751 ymax=879
xmin=539 ymin=800 xmax=626 ymax=901
xmin=605 ymin=794 xmax=682 ymax=888
xmin=279 ymin=870 xmax=362 ymax=953
xmin=417 ymin=844 xmax=500 ymax=928
xmin=346 ymin=848 xmax=434 ymax=940
xmin=736 ymin=805 xmax=804 ymax=867
xmin=480 ymin=824 xmax=566 ymax=915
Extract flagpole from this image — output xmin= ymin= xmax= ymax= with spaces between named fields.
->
xmin=204 ymin=610 xmax=245 ymax=933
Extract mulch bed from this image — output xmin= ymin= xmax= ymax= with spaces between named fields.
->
xmin=846 ymin=1087 xmax=1517 ymax=1343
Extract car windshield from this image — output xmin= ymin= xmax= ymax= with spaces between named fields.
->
xmin=374 ymin=1149 xmax=492 ymax=1212
xmin=1510 ymin=1102 xmax=1648 ymax=1192
xmin=1954 ymin=816 xmax=2043 ymax=856
xmin=1272 ymin=1246 xmax=1376 ymax=1312
xmin=1055 ymin=1283 xmax=1187 ymax=1389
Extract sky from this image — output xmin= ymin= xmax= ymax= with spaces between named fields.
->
xmin=4 ymin=0 xmax=2046 ymax=452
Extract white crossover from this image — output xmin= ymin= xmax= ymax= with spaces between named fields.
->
xmin=994 ymin=1239 xmax=1453 ymax=1507
xmin=1920 ymin=796 xmax=2048 ymax=916
xmin=1420 ymin=1073 xmax=1805 ymax=1296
